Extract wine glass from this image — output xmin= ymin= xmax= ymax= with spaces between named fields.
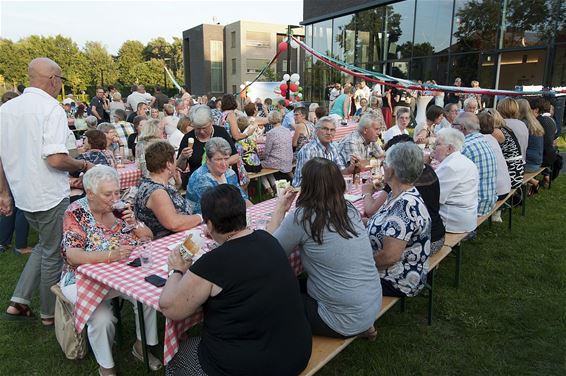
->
xmin=112 ymin=200 xmax=136 ymax=233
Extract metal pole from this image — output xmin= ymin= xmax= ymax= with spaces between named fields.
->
xmin=164 ymin=66 xmax=167 ymax=90
xmin=286 ymin=25 xmax=291 ymax=101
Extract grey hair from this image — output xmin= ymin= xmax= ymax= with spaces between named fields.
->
xmin=139 ymin=119 xmax=161 ymax=140
xmin=396 ymin=107 xmax=410 ymax=118
xmin=456 ymin=112 xmax=480 ymax=132
xmin=97 ymin=122 xmax=115 ymax=134
xmin=267 ymin=110 xmax=282 ymax=124
xmin=82 ymin=165 xmax=119 ymax=194
xmin=444 ymin=102 xmax=458 ymax=112
xmin=463 ymin=96 xmax=478 ymax=110
xmin=436 ymin=128 xmax=465 ymax=151
xmin=369 ymin=96 xmax=380 ymax=108
xmin=205 ymin=137 xmax=232 ymax=159
xmin=357 ymin=113 xmax=380 ymax=132
xmin=308 ymin=103 xmax=319 ymax=112
xmin=85 ymin=116 xmax=98 ymax=128
xmin=315 ymin=116 xmax=336 ymax=129
xmin=385 ymin=142 xmax=424 ymax=184
xmin=163 ymin=103 xmax=174 ymax=116
xmin=189 ymin=104 xmax=212 ymax=128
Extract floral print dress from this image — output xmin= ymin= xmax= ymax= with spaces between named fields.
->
xmin=60 ymin=197 xmax=138 ymax=287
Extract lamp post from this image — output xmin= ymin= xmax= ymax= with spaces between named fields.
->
xmin=286 ymin=25 xmax=302 ymax=101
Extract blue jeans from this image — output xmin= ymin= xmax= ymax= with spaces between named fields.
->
xmin=0 ymin=192 xmax=30 ymax=249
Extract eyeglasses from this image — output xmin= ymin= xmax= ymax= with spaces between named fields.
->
xmin=51 ymin=74 xmax=67 ymax=82
xmin=318 ymin=127 xmax=336 ymax=133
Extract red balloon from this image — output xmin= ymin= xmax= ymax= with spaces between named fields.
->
xmin=279 ymin=83 xmax=288 ymax=91
xmin=278 ymin=41 xmax=288 ymax=53
xmin=284 ymin=99 xmax=290 ymax=107
xmin=289 ymin=83 xmax=299 ymax=92
xmin=280 ymin=89 xmax=287 ymax=97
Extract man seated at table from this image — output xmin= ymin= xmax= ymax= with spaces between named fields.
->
xmin=186 ymin=137 xmax=252 ymax=214
xmin=59 ymin=165 xmax=162 ymax=376
xmin=337 ymin=113 xmax=384 ymax=168
xmin=382 ymin=107 xmax=410 ymax=144
xmin=112 ymin=109 xmax=135 ymax=160
xmin=432 ymin=128 xmax=479 ymax=233
xmin=452 ymin=112 xmax=497 ymax=217
xmin=292 ymin=116 xmax=357 ymax=187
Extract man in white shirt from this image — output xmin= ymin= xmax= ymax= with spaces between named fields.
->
xmin=127 ymin=84 xmax=155 ymax=114
xmin=0 ymin=58 xmax=93 ymax=325
xmin=433 ymin=128 xmax=478 ymax=233
xmin=382 ymin=107 xmax=410 ymax=144
xmin=360 ymin=79 xmax=371 ymax=100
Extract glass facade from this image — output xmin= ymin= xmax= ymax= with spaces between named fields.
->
xmin=304 ymin=0 xmax=566 ymax=103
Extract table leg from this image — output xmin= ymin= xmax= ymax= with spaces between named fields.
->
xmin=136 ymin=301 xmax=150 ymax=372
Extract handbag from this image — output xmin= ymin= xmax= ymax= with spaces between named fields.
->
xmin=51 ymin=284 xmax=88 ymax=360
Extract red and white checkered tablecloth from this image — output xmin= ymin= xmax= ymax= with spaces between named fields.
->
xmin=333 ymin=123 xmax=358 ymax=142
xmin=73 ymin=199 xmax=317 ymax=365
xmin=117 ymin=164 xmax=142 ymax=189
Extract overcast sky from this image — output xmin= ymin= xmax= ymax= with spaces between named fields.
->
xmin=0 ymin=0 xmax=303 ymax=54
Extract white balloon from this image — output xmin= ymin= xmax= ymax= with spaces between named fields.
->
xmin=283 ymin=74 xmax=290 ymax=81
xmin=240 ymin=84 xmax=246 ymax=89
xmin=290 ymin=39 xmax=299 ymax=49
xmin=245 ymin=81 xmax=251 ymax=85
xmin=290 ymin=73 xmax=300 ymax=82
xmin=297 ymin=93 xmax=303 ymax=98
xmin=295 ymin=81 xmax=300 ymax=86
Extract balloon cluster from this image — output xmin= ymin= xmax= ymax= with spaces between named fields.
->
xmin=274 ymin=73 xmax=302 ymax=105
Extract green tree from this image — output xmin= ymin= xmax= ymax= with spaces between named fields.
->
xmin=129 ymin=59 xmax=164 ymax=86
xmin=83 ymin=41 xmax=118 ymax=87
xmin=170 ymin=37 xmax=184 ymax=85
xmin=117 ymin=40 xmax=145 ymax=85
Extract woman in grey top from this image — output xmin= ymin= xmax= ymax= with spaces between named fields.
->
xmin=267 ymin=158 xmax=382 ymax=339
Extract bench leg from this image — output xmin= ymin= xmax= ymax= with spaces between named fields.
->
xmin=521 ymin=184 xmax=527 ymax=216
xmin=136 ymin=301 xmax=150 ymax=372
xmin=427 ymin=269 xmax=435 ymax=325
xmin=454 ymin=243 xmax=462 ymax=288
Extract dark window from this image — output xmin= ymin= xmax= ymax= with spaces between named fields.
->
xmin=551 ymin=45 xmax=566 ymax=87
xmin=385 ymin=0 xmax=415 ymax=60
xmin=410 ymin=55 xmax=449 ymax=84
xmin=332 ymin=14 xmax=355 ymax=64
xmin=413 ymin=0 xmax=452 ymax=56
xmin=449 ymin=53 xmax=479 ymax=87
xmin=452 ymin=0 xmax=500 ymax=52
xmin=356 ymin=7 xmax=385 ymax=66
xmin=498 ymin=49 xmax=546 ymax=89
xmin=502 ymin=0 xmax=552 ymax=48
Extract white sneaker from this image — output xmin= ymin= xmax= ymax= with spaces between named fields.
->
xmin=491 ymin=210 xmax=503 ymax=223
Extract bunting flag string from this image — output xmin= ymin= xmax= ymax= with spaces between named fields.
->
xmin=290 ymin=36 xmax=565 ymax=97
xmin=163 ymin=64 xmax=182 ymax=91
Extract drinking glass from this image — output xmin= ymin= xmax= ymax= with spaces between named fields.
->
xmin=137 ymin=236 xmax=152 ymax=270
xmin=112 ymin=200 xmax=136 ymax=233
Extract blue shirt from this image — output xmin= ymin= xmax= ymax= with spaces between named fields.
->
xmin=281 ymin=110 xmax=294 ymax=130
xmin=186 ymin=164 xmax=248 ymax=214
xmin=292 ymin=137 xmax=344 ymax=187
xmin=461 ymin=133 xmax=497 ymax=216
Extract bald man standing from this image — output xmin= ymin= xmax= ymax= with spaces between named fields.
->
xmin=0 ymin=57 xmax=93 ymax=326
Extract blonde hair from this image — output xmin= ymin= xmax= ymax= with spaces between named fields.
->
xmin=490 ymin=109 xmax=506 ymax=129
xmin=517 ymin=98 xmax=544 ymax=136
xmin=496 ymin=97 xmax=519 ymax=119
xmin=236 ymin=115 xmax=249 ymax=132
xmin=112 ymin=92 xmax=122 ymax=101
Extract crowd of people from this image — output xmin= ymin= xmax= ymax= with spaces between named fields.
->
xmin=0 ymin=57 xmax=563 ymax=376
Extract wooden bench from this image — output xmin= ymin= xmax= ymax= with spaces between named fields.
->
xmin=247 ymin=168 xmax=280 ymax=201
xmin=299 ymin=245 xmax=455 ymax=376
xmin=520 ymin=167 xmax=545 ymax=216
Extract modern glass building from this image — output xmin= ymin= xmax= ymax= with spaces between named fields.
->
xmin=301 ymin=0 xmax=566 ymax=103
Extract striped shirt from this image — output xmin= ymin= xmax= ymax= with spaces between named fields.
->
xmin=292 ymin=137 xmax=344 ymax=187
xmin=461 ymin=132 xmax=497 ymax=216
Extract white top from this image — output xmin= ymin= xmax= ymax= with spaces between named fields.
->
xmin=484 ymin=134 xmax=511 ymax=196
xmin=504 ymin=119 xmax=529 ymax=162
xmin=126 ymin=91 xmax=153 ymax=112
xmin=0 ymin=87 xmax=70 ymax=212
xmin=382 ymin=125 xmax=409 ymax=144
xmin=167 ymin=129 xmax=185 ymax=151
xmin=435 ymin=151 xmax=478 ymax=233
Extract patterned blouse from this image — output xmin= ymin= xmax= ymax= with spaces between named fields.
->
xmin=186 ymin=164 xmax=248 ymax=214
xmin=236 ymin=135 xmax=261 ymax=168
xmin=60 ymin=197 xmax=138 ymax=287
xmin=134 ymin=177 xmax=192 ymax=239
xmin=500 ymin=127 xmax=524 ymax=189
xmin=295 ymin=121 xmax=316 ymax=154
xmin=367 ymin=187 xmax=432 ymax=297
xmin=262 ymin=126 xmax=293 ymax=173
xmin=70 ymin=149 xmax=112 ymax=177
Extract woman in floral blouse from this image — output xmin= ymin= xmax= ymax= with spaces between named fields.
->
xmin=366 ymin=142 xmax=432 ymax=297
xmin=59 ymin=165 xmax=162 ymax=376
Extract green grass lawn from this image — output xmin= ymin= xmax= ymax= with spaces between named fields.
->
xmin=1 ymin=177 xmax=565 ymax=375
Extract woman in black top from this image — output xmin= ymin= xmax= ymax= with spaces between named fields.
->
xmin=160 ymin=184 xmax=311 ymax=376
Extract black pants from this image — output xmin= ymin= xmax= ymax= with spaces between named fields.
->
xmin=380 ymin=278 xmax=407 ymax=297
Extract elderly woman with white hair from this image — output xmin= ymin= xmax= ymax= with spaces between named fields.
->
xmin=136 ymin=119 xmax=165 ymax=177
xmin=463 ymin=96 xmax=479 ymax=114
xmin=186 ymin=137 xmax=251 ymax=214
xmin=433 ymin=128 xmax=479 ymax=233
xmin=59 ymin=165 xmax=161 ymax=376
xmin=366 ymin=142 xmax=432 ymax=297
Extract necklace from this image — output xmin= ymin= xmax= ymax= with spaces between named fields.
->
xmin=224 ymin=228 xmax=248 ymax=242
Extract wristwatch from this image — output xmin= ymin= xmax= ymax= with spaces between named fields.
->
xmin=168 ymin=269 xmax=184 ymax=277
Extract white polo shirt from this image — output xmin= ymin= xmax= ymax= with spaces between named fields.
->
xmin=0 ymin=87 xmax=70 ymax=212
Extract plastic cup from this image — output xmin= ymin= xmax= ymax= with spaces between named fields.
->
xmin=344 ymin=176 xmax=353 ymax=192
